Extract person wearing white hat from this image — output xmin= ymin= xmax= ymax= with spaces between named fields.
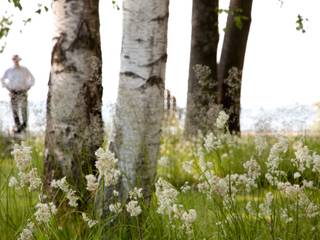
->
xmin=1 ymin=54 xmax=35 ymax=133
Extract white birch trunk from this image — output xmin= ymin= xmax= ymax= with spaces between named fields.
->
xmin=112 ymin=0 xmax=169 ymax=200
xmin=44 ymin=0 xmax=103 ymax=191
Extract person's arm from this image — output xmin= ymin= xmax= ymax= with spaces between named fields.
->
xmin=1 ymin=70 xmax=8 ymax=88
xmin=25 ymin=67 xmax=35 ymax=89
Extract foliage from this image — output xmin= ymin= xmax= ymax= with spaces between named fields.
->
xmin=2 ymin=112 xmax=320 ymax=239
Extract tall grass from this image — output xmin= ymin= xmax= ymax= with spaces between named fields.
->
xmin=1 ymin=117 xmax=320 ymax=239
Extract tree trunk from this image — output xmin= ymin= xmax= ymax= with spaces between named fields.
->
xmin=184 ymin=0 xmax=220 ymax=137
xmin=218 ymin=0 xmax=253 ymax=134
xmin=111 ymin=0 xmax=169 ymax=200
xmin=44 ymin=0 xmax=103 ymax=193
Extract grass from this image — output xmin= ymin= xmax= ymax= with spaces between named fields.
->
xmin=1 ymin=124 xmax=320 ymax=239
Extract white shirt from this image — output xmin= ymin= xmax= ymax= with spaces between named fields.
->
xmin=1 ymin=66 xmax=35 ymax=91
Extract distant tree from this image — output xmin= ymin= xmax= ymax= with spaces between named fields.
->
xmin=44 ymin=0 xmax=103 ymax=194
xmin=184 ymin=0 xmax=220 ymax=137
xmin=107 ymin=0 xmax=170 ymax=201
xmin=185 ymin=0 xmax=253 ymax=136
xmin=218 ymin=0 xmax=253 ymax=134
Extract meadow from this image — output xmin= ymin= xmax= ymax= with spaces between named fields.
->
xmin=1 ymin=114 xmax=320 ymax=240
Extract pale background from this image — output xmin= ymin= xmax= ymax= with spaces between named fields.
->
xmin=0 ymin=0 xmax=319 ymax=110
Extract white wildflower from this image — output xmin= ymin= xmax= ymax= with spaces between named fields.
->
xmin=82 ymin=213 xmax=98 ymax=228
xmin=254 ymin=136 xmax=268 ymax=155
xmin=126 ymin=200 xmax=142 ymax=217
xmin=27 ymin=168 xmax=42 ymax=191
xmin=179 ymin=208 xmax=197 ymax=236
xmin=243 ymin=159 xmax=261 ymax=180
xmin=293 ymin=172 xmax=301 ymax=179
xmin=181 ymin=209 xmax=197 ymax=224
xmin=182 ymin=160 xmax=194 ymax=175
xmin=216 ymin=111 xmax=229 ymax=129
xmin=66 ymin=190 xmax=79 ymax=207
xmin=113 ymin=190 xmax=119 ymax=197
xmin=50 ymin=177 xmax=69 ymax=192
xmin=292 ymin=141 xmax=312 ymax=172
xmin=277 ymin=182 xmax=301 ymax=197
xmin=34 ymin=202 xmax=57 ymax=223
xmin=11 ymin=143 xmax=32 ymax=172
xmin=109 ymin=202 xmax=122 ymax=214
xmin=95 ymin=148 xmax=121 ymax=187
xmin=180 ymin=182 xmax=191 ymax=193
xmin=155 ymin=178 xmax=179 ymax=216
xmin=204 ymin=132 xmax=221 ymax=152
xmin=17 ymin=221 xmax=34 ymax=240
xmin=129 ymin=187 xmax=143 ymax=200
xmin=85 ymin=174 xmax=98 ymax=192
xmin=8 ymin=176 xmax=18 ymax=187
xmin=259 ymin=192 xmax=273 ymax=217
xmin=280 ymin=209 xmax=293 ymax=223
xmin=246 ymin=201 xmax=255 ymax=215
xmin=302 ymin=180 xmax=313 ymax=188
xmin=158 ymin=156 xmax=170 ymax=167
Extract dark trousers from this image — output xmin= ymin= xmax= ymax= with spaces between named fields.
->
xmin=10 ymin=90 xmax=28 ymax=131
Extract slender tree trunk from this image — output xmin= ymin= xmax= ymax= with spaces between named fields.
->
xmin=111 ymin=0 xmax=169 ymax=200
xmin=218 ymin=0 xmax=253 ymax=134
xmin=184 ymin=0 xmax=219 ymax=137
xmin=44 ymin=0 xmax=103 ymax=193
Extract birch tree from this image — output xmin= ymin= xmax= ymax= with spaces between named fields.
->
xmin=218 ymin=0 xmax=253 ymax=134
xmin=184 ymin=0 xmax=219 ymax=137
xmin=44 ymin=0 xmax=103 ymax=192
xmin=111 ymin=0 xmax=169 ymax=200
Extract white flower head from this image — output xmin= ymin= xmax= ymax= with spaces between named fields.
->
xmin=34 ymin=202 xmax=57 ymax=223
xmin=216 ymin=111 xmax=229 ymax=129
xmin=109 ymin=202 xmax=123 ymax=214
xmin=8 ymin=176 xmax=18 ymax=187
xmin=85 ymin=174 xmax=98 ymax=192
xmin=181 ymin=209 xmax=197 ymax=224
xmin=155 ymin=178 xmax=179 ymax=216
xmin=158 ymin=156 xmax=170 ymax=167
xmin=126 ymin=200 xmax=142 ymax=217
xmin=82 ymin=213 xmax=98 ymax=228
xmin=17 ymin=221 xmax=34 ymax=240
xmin=182 ymin=160 xmax=194 ymax=175
xmin=11 ymin=142 xmax=32 ymax=172
xmin=95 ymin=148 xmax=121 ymax=187
xmin=129 ymin=187 xmax=143 ymax=200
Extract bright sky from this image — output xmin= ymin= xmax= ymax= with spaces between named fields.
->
xmin=0 ymin=0 xmax=319 ymax=110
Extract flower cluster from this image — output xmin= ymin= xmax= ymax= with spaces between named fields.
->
xmin=34 ymin=202 xmax=57 ymax=223
xmin=95 ymin=148 xmax=121 ymax=187
xmin=9 ymin=143 xmax=42 ymax=191
xmin=82 ymin=213 xmax=98 ymax=228
xmin=216 ymin=111 xmax=229 ymax=130
xmin=155 ymin=178 xmax=197 ymax=237
xmin=126 ymin=187 xmax=143 ymax=217
xmin=51 ymin=177 xmax=79 ymax=207
xmin=85 ymin=174 xmax=98 ymax=192
xmin=17 ymin=221 xmax=34 ymax=240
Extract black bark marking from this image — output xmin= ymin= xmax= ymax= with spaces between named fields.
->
xmin=51 ymin=34 xmax=66 ymax=64
xmin=68 ymin=20 xmax=96 ymax=51
xmin=124 ymin=55 xmax=130 ymax=59
xmin=139 ymin=76 xmax=164 ymax=90
xmin=140 ymin=54 xmax=167 ymax=67
xmin=150 ymin=13 xmax=169 ymax=22
xmin=120 ymin=71 xmax=146 ymax=80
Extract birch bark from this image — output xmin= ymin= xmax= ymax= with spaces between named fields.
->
xmin=111 ymin=0 xmax=169 ymax=200
xmin=44 ymin=0 xmax=103 ymax=192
